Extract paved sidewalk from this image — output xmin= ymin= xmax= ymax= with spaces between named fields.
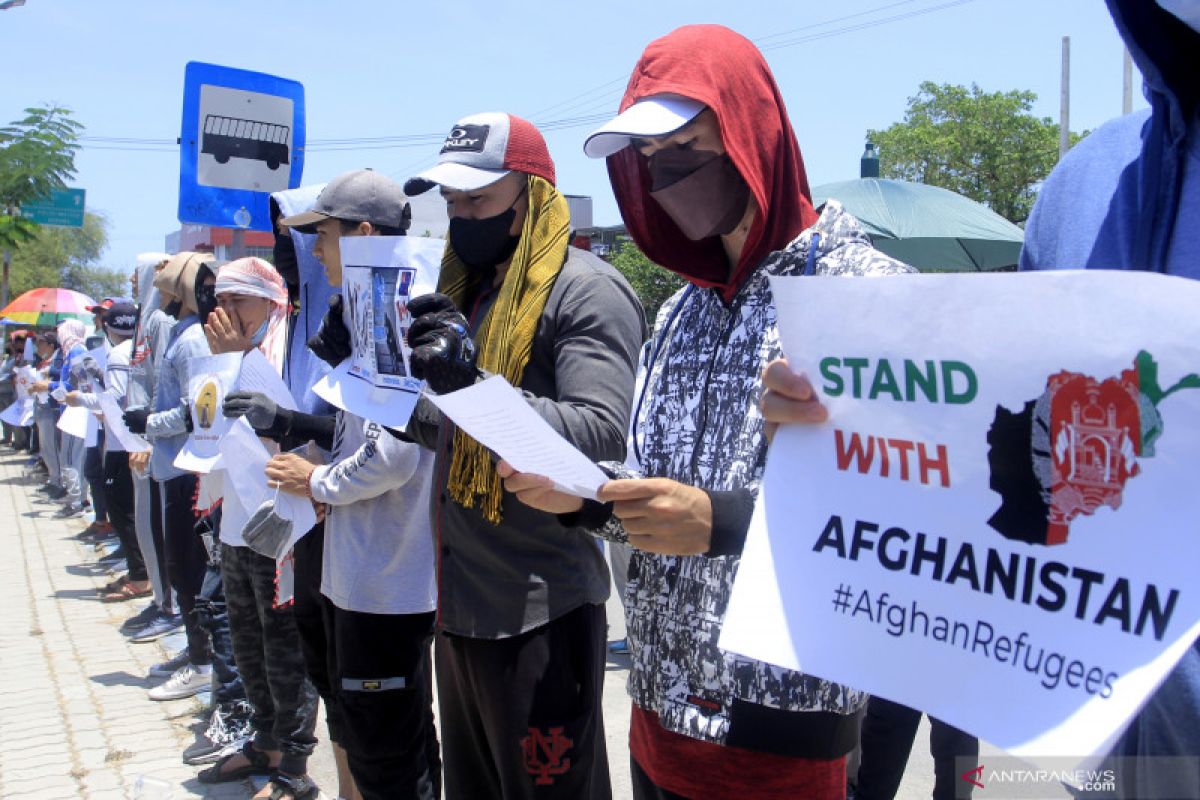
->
xmin=0 ymin=443 xmax=999 ymax=799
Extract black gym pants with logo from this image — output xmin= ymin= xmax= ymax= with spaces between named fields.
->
xmin=436 ymin=602 xmax=610 ymax=800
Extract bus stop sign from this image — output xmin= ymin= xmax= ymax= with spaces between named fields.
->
xmin=178 ymin=62 xmax=305 ymax=232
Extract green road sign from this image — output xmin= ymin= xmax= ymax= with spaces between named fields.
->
xmin=20 ymin=188 xmax=86 ymax=227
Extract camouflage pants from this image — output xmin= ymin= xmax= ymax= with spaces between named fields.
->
xmin=222 ymin=544 xmax=319 ymax=775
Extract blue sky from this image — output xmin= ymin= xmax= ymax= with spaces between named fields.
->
xmin=4 ymin=0 xmax=1144 ymax=272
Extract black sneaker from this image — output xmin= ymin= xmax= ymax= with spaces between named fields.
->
xmin=183 ymin=701 xmax=253 ymax=765
xmin=119 ymin=602 xmax=161 ymax=634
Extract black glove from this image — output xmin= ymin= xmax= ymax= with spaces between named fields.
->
xmin=182 ymin=401 xmax=194 ymax=433
xmin=307 ymin=293 xmax=352 ymax=367
xmin=123 ymin=407 xmax=149 ymax=434
xmin=408 ymin=294 xmax=480 ymax=394
xmin=224 ymin=391 xmax=289 ymax=438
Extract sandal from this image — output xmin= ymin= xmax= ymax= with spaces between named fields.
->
xmin=260 ymin=771 xmax=318 ymax=800
xmin=197 ymin=742 xmax=271 ymax=784
xmin=101 ymin=580 xmax=151 ymax=603
xmin=100 ymin=575 xmax=130 ymax=594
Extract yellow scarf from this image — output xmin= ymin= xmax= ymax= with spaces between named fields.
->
xmin=440 ymin=174 xmax=571 ymax=524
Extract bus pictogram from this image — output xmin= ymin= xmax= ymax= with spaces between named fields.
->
xmin=201 ymin=114 xmax=291 ymax=171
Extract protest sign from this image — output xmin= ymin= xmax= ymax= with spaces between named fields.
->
xmin=175 ymin=353 xmax=241 ymax=473
xmin=0 ymin=399 xmax=32 ymax=427
xmin=313 ymin=236 xmax=442 ymax=428
xmin=98 ymin=392 xmax=150 ymax=453
xmin=720 ymin=271 xmax=1200 ymax=768
xmin=57 ymin=404 xmax=91 ymax=439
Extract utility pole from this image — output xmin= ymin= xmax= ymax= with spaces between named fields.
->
xmin=230 ymin=228 xmax=246 ymax=260
xmin=1123 ymin=47 xmax=1134 ymax=115
xmin=2 ymin=248 xmax=10 ymax=310
xmin=1060 ymin=36 xmax=1071 ymax=159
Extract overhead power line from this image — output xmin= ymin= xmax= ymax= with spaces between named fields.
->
xmin=78 ymin=0 xmax=980 ymax=155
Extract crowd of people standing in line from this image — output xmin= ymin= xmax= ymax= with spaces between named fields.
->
xmin=3 ymin=1 xmax=1198 ymax=797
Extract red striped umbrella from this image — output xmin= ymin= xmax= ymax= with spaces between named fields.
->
xmin=0 ymin=288 xmax=97 ymax=326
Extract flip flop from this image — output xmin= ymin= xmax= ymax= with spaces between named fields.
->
xmin=101 ymin=581 xmax=152 ymax=603
xmin=198 ymin=743 xmax=271 ymax=784
xmin=100 ymin=575 xmax=130 ymax=594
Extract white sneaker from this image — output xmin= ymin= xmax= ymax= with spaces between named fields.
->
xmin=148 ymin=663 xmax=212 ymax=701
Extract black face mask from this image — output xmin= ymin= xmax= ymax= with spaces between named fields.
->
xmin=165 ymin=299 xmax=183 ymax=318
xmin=196 ymin=282 xmax=218 ymax=323
xmin=273 ymin=235 xmax=300 ymax=290
xmin=647 ymin=148 xmax=751 ymax=241
xmin=448 ymin=187 xmax=526 ymax=271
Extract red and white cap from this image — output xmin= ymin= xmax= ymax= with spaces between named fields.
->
xmin=404 ymin=112 xmax=556 ymax=195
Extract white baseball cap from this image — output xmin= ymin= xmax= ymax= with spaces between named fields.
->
xmin=583 ymin=94 xmax=706 ymax=159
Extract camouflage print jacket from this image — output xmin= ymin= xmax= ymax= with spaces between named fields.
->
xmin=593 ymin=201 xmax=913 ymax=750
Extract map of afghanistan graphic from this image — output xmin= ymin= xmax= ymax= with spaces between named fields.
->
xmin=987 ymin=351 xmax=1200 ymax=546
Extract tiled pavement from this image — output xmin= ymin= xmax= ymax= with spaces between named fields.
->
xmin=0 ymin=443 xmax=983 ymax=799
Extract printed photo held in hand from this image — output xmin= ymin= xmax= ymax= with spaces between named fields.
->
xmin=721 ymin=270 xmax=1200 ymax=773
xmin=173 ymin=352 xmax=241 ymax=473
xmin=312 ymin=235 xmax=442 ymax=428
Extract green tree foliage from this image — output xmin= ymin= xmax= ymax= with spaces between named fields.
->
xmin=0 ymin=105 xmax=83 ymax=250
xmin=8 ymin=212 xmax=127 ymax=300
xmin=867 ymin=82 xmax=1085 ymax=225
xmin=609 ymin=241 xmax=684 ymax=327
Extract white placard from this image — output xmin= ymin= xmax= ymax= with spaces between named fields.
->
xmin=97 ymin=393 xmax=150 ymax=453
xmin=0 ymin=398 xmax=32 ymax=427
xmin=426 ymin=375 xmax=608 ymax=499
xmin=56 ymin=404 xmax=90 ymax=439
xmin=720 ymin=271 xmax=1200 ymax=769
xmin=312 ymin=236 xmax=442 ymax=429
xmin=175 ymin=352 xmax=241 ymax=473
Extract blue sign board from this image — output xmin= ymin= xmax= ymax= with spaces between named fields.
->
xmin=178 ymin=62 xmax=305 ymax=232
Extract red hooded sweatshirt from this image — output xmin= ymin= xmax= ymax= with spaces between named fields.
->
xmin=611 ymin=25 xmax=846 ymax=800
xmin=606 ymin=24 xmax=820 ymax=304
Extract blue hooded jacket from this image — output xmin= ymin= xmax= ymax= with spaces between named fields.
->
xmin=1022 ymin=2 xmax=1200 ymax=796
xmin=271 ymin=184 xmax=336 ymax=415
xmin=1021 ymin=0 xmax=1200 ymax=275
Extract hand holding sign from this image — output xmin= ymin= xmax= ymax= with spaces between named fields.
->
xmin=760 ymin=358 xmax=828 ymax=442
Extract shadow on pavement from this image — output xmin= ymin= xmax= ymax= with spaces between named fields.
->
xmin=53 ymin=587 xmax=104 ymax=602
xmin=66 ymin=562 xmax=111 ymax=578
xmin=90 ymin=670 xmax=150 ymax=689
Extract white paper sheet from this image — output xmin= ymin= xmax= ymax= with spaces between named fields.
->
xmin=426 ymin=375 xmax=608 ymax=499
xmin=720 ymin=270 xmax=1200 ymax=769
xmin=237 ymin=348 xmax=298 ymax=411
xmin=56 ymin=404 xmax=90 ymax=438
xmin=218 ymin=417 xmax=272 ymax=513
xmin=0 ymin=399 xmax=32 ymax=427
xmin=97 ymin=392 xmax=150 ymax=453
xmin=313 ymin=359 xmax=423 ymax=429
xmin=14 ymin=365 xmax=35 ymax=400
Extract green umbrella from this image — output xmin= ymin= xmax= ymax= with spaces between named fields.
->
xmin=810 ymin=178 xmax=1024 ymax=272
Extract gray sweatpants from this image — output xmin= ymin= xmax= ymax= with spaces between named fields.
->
xmin=34 ymin=405 xmax=61 ymax=487
xmin=59 ymin=432 xmax=87 ymax=508
xmin=133 ymin=469 xmax=169 ymax=608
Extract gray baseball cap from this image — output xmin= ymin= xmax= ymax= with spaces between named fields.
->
xmin=279 ymin=169 xmax=411 ymax=233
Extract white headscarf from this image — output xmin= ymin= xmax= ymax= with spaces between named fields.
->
xmin=214 ymin=257 xmax=289 ymax=373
